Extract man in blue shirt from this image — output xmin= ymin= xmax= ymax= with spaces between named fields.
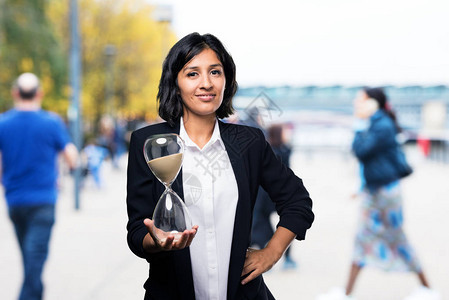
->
xmin=0 ymin=73 xmax=78 ymax=300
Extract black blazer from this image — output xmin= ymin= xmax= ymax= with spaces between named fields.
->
xmin=126 ymin=120 xmax=314 ymax=300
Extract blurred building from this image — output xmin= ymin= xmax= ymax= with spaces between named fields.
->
xmin=234 ymin=85 xmax=449 ymax=161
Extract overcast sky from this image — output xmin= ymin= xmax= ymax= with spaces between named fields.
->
xmin=150 ymin=0 xmax=449 ymax=87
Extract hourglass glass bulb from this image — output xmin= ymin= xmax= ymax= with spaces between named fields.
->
xmin=152 ymin=189 xmax=192 ymax=242
xmin=144 ymin=134 xmax=184 ymax=187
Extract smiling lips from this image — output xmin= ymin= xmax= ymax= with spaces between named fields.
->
xmin=196 ymin=94 xmax=216 ymax=101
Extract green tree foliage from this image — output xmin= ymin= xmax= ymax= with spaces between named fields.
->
xmin=0 ymin=0 xmax=67 ymax=113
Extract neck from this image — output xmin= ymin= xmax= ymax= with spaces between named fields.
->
xmin=183 ymin=113 xmax=216 ymax=149
xmin=15 ymin=100 xmax=41 ymax=111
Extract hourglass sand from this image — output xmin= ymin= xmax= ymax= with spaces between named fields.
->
xmin=143 ymin=133 xmax=192 ymax=242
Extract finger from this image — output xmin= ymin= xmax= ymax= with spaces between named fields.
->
xmin=182 ymin=232 xmax=194 ymax=248
xmin=161 ymin=235 xmax=175 ymax=250
xmin=243 ymin=250 xmax=257 ymax=267
xmin=144 ymin=219 xmax=159 ymax=242
xmin=241 ymin=270 xmax=260 ymax=285
xmin=243 ymin=258 xmax=254 ymax=270
xmin=241 ymin=253 xmax=262 ymax=284
xmin=143 ymin=218 xmax=153 ymax=230
xmin=241 ymin=258 xmax=255 ymax=277
xmin=174 ymin=231 xmax=190 ymax=249
xmin=185 ymin=226 xmax=199 ymax=246
xmin=183 ymin=226 xmax=198 ymax=247
xmin=143 ymin=219 xmax=161 ymax=247
xmin=241 ymin=266 xmax=252 ymax=278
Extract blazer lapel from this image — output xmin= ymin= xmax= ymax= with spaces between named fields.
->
xmin=219 ymin=121 xmax=253 ymax=299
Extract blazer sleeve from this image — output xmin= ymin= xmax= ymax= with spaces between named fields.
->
xmin=257 ymin=129 xmax=314 ymax=240
xmin=126 ymin=130 xmax=158 ymax=260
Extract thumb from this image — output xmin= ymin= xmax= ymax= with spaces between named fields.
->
xmin=143 ymin=218 xmax=153 ymax=229
xmin=143 ymin=218 xmax=160 ymax=244
xmin=143 ymin=218 xmax=156 ymax=237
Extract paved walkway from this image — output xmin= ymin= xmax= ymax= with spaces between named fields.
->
xmin=1 ymin=147 xmax=447 ymax=300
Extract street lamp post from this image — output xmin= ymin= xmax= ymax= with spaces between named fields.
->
xmin=153 ymin=5 xmax=173 ymax=59
xmin=104 ymin=44 xmax=116 ymax=116
xmin=69 ymin=0 xmax=83 ymax=210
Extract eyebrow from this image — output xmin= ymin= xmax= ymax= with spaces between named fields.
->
xmin=183 ymin=63 xmax=223 ymax=71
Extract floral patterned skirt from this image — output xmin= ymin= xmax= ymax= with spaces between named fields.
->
xmin=352 ymin=182 xmax=422 ymax=272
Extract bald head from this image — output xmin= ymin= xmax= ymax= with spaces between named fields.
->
xmin=14 ymin=73 xmax=41 ymax=100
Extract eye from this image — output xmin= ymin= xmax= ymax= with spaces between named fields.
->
xmin=187 ymin=72 xmax=198 ymax=77
xmin=211 ymin=69 xmax=222 ymax=76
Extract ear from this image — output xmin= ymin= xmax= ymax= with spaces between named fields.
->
xmin=365 ymin=98 xmax=379 ymax=115
xmin=11 ymin=88 xmax=19 ymax=99
xmin=35 ymin=89 xmax=44 ymax=101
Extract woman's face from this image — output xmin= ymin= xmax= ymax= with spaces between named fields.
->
xmin=354 ymin=90 xmax=369 ymax=103
xmin=354 ymin=90 xmax=378 ymax=118
xmin=177 ymin=48 xmax=226 ymax=120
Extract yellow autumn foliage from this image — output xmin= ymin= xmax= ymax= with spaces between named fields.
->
xmin=47 ymin=0 xmax=177 ymax=124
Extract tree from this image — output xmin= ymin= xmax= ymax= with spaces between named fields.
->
xmin=0 ymin=0 xmax=67 ymax=113
xmin=47 ymin=0 xmax=176 ymax=128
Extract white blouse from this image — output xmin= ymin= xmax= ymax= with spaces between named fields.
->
xmin=180 ymin=118 xmax=239 ymax=300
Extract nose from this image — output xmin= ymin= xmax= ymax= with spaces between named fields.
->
xmin=200 ymin=74 xmax=212 ymax=90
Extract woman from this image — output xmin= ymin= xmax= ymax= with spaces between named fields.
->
xmin=126 ymin=33 xmax=314 ymax=300
xmin=318 ymin=88 xmax=438 ymax=300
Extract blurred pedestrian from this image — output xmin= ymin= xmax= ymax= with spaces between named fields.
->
xmin=251 ymin=123 xmax=297 ymax=270
xmin=97 ymin=114 xmax=116 ymax=164
xmin=317 ymin=87 xmax=439 ymax=300
xmin=0 ymin=73 xmax=78 ymax=300
xmin=244 ymin=109 xmax=298 ymax=269
xmin=126 ymin=32 xmax=314 ymax=300
xmin=243 ymin=106 xmax=267 ymax=135
xmin=81 ymin=137 xmax=108 ymax=188
xmin=112 ymin=116 xmax=127 ymax=168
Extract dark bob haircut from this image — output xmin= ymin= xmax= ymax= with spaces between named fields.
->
xmin=157 ymin=32 xmax=238 ymax=127
xmin=364 ymin=87 xmax=387 ymax=110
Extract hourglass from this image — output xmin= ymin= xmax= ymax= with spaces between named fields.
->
xmin=143 ymin=133 xmax=192 ymax=242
